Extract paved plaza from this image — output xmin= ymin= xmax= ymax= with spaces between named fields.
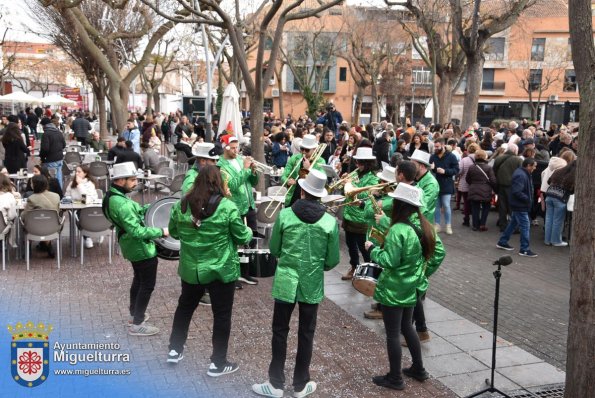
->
xmin=0 ymin=197 xmax=570 ymax=397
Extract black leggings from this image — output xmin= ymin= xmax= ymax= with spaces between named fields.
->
xmin=129 ymin=257 xmax=158 ymax=325
xmin=382 ymin=305 xmax=424 ymax=382
xmin=345 ymin=230 xmax=369 ymax=268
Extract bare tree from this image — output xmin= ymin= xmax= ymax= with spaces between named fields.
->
xmin=566 ymin=0 xmax=595 ymax=396
xmin=0 ymin=10 xmax=17 ymax=95
xmin=36 ymin=0 xmax=177 ymax=133
xmin=449 ymin=0 xmax=537 ymax=129
xmin=139 ymin=38 xmax=178 ymax=113
xmin=141 ymin=0 xmax=344 ymax=165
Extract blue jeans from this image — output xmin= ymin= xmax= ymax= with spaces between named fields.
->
xmin=498 ymin=211 xmax=530 ymax=252
xmin=43 ymin=160 xmax=63 ymax=189
xmin=544 ymin=196 xmax=567 ymax=244
xmin=434 ymin=194 xmax=452 ymax=225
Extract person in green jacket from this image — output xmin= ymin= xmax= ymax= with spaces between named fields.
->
xmin=364 ymin=183 xmax=445 ymax=391
xmin=252 ymin=169 xmax=339 ymax=398
xmin=181 ymin=142 xmax=221 ymax=195
xmin=218 ymin=134 xmax=260 ymax=285
xmin=410 ymin=149 xmax=439 ymax=223
xmin=341 ymin=146 xmax=379 ymax=280
xmin=102 ymin=162 xmax=168 ymax=337
xmin=280 ymin=134 xmax=325 ymax=207
xmin=166 ymin=165 xmax=253 ymax=376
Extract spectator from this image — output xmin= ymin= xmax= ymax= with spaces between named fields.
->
xmin=88 ymin=131 xmax=108 ymax=152
xmin=174 ymin=115 xmax=193 ymax=142
xmin=39 ymin=117 xmax=66 ymax=188
xmin=65 ymin=164 xmax=99 ymax=248
xmin=457 ymin=143 xmax=479 ymax=226
xmin=271 ymin=132 xmax=290 ymax=168
xmin=108 ymin=137 xmax=128 ymax=161
xmin=372 ymin=130 xmax=391 ymax=169
xmin=72 ymin=112 xmax=92 ymax=145
xmin=122 ymin=119 xmax=141 ymax=154
xmin=0 ymin=173 xmax=17 ymax=247
xmin=25 ymin=165 xmax=64 ymax=199
xmin=320 ymin=128 xmax=338 ymax=164
xmin=316 ymin=103 xmax=343 ymax=138
xmin=465 ymin=149 xmax=497 ymax=231
xmin=407 ymin=133 xmax=429 ymax=156
xmin=115 ymin=141 xmax=144 ymax=169
xmin=429 ymin=138 xmax=459 ymax=235
xmin=1 ymin=122 xmax=30 ymax=174
xmin=22 ymin=175 xmax=61 ymax=258
xmin=25 ymin=107 xmax=39 ymax=140
xmin=497 ymin=158 xmax=538 ymax=257
xmin=493 ymin=143 xmax=522 ymax=232
xmin=141 ymin=142 xmax=160 ymax=173
xmin=544 ymin=161 xmax=576 ymax=247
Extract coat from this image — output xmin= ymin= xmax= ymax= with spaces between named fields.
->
xmin=72 ymin=117 xmax=92 ymax=139
xmin=181 ymin=167 xmax=199 ymax=195
xmin=493 ymin=152 xmax=522 ymax=187
xmin=280 ymin=153 xmax=325 ymax=206
xmin=269 ymin=200 xmax=340 ymax=304
xmin=103 ymin=186 xmax=163 ymax=262
xmin=65 ymin=179 xmax=98 ymax=202
xmin=430 ymin=151 xmax=460 ymax=195
xmin=2 ymin=139 xmax=29 ymax=174
xmin=0 ymin=191 xmax=17 ymax=224
xmin=371 ymin=221 xmax=445 ymax=307
xmin=218 ymin=157 xmax=259 ymax=215
xmin=465 ymin=160 xmax=497 ymax=202
xmin=343 ymin=171 xmax=379 ymax=231
xmin=457 ymin=154 xmax=476 ymax=193
xmin=169 ymin=197 xmax=252 ymax=285
xmin=509 ymin=167 xmax=533 ymax=212
xmin=415 ymin=171 xmax=439 ymax=222
xmin=22 ymin=191 xmax=60 ymax=217
xmin=40 ymin=124 xmax=66 ymax=163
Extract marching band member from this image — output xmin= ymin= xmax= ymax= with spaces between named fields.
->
xmin=252 ymin=169 xmax=339 ymax=398
xmin=218 ymin=134 xmax=259 ymax=285
xmin=281 ymin=134 xmax=325 ymax=208
xmin=364 ymin=183 xmax=444 ymax=391
xmin=409 ymin=150 xmax=440 ymax=343
xmin=181 ymin=142 xmax=221 ymax=194
xmin=102 ymin=162 xmax=168 ymax=336
xmin=341 ymin=146 xmax=379 ymax=281
xmin=166 ymin=165 xmax=253 ymax=376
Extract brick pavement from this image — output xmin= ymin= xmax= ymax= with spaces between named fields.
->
xmin=0 ymin=239 xmax=455 ymax=397
xmin=428 ymin=209 xmax=570 ymax=369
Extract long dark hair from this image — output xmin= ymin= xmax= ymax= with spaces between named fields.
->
xmin=549 ymin=161 xmax=576 ymax=191
xmin=184 ymin=165 xmax=224 ymax=222
xmin=71 ymin=164 xmax=97 ymax=189
xmin=390 ymin=199 xmax=436 ymax=261
xmin=1 ymin=123 xmax=22 ymax=144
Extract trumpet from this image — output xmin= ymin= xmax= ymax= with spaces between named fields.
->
xmin=327 ymin=170 xmax=359 ymax=192
xmin=345 ymin=181 xmax=398 ymax=198
xmin=250 ymin=159 xmax=273 ymax=174
xmin=263 ymin=143 xmax=327 ymax=218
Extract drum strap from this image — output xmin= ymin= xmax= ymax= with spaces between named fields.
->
xmin=400 ymin=219 xmax=423 ymax=240
xmin=102 ymin=190 xmax=126 ymax=241
xmin=181 ymin=193 xmax=222 ymax=228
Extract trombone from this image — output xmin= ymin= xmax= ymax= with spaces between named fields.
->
xmin=327 ymin=170 xmax=359 ymax=192
xmin=345 ymin=181 xmax=398 ymax=198
xmin=263 ymin=143 xmax=327 ymax=218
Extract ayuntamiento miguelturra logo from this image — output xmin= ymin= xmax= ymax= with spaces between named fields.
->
xmin=7 ymin=321 xmax=52 ymax=388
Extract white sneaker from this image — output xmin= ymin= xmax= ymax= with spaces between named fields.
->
xmin=445 ymin=224 xmax=453 ymax=235
xmin=434 ymin=224 xmax=441 ymax=233
xmin=128 ymin=313 xmax=150 ymax=326
xmin=294 ymin=381 xmax=317 ymax=398
xmin=552 ymin=241 xmax=569 ymax=247
xmin=128 ymin=323 xmax=159 ymax=336
xmin=252 ymin=381 xmax=283 ymax=397
xmin=85 ymin=237 xmax=94 ymax=248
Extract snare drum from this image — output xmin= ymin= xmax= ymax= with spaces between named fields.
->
xmin=144 ymin=197 xmax=180 ymax=260
xmin=239 ymin=249 xmax=277 ymax=278
xmin=352 ymin=262 xmax=383 ymax=297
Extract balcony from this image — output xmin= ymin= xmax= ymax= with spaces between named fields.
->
xmin=481 ymin=81 xmax=506 ymax=95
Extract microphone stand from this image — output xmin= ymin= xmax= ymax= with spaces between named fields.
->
xmin=465 ymin=257 xmax=512 ymax=398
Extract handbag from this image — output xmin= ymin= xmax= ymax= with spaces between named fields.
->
xmin=546 ymin=184 xmax=570 ymax=203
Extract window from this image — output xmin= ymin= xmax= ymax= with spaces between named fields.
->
xmin=564 ymin=69 xmax=577 ymax=92
xmin=292 ymin=66 xmax=307 ymax=91
xmin=529 ymin=69 xmax=542 ymax=91
xmin=482 ymin=68 xmax=495 ymax=90
xmin=293 ymin=35 xmax=310 ymax=61
xmin=339 ymin=67 xmax=347 ymax=82
xmin=315 ymin=67 xmax=330 ymax=91
xmin=263 ymin=98 xmax=273 ymax=113
xmin=411 ymin=37 xmax=427 ymax=60
xmin=485 ymin=37 xmax=505 ymax=61
xmin=411 ymin=66 xmax=431 ymax=85
xmin=531 ymin=38 xmax=545 ymax=61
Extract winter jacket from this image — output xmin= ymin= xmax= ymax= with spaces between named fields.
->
xmin=103 ymin=185 xmax=163 ymax=262
xmin=540 ymin=157 xmax=567 ymax=193
xmin=465 ymin=159 xmax=497 ymax=202
xmin=181 ymin=166 xmax=199 ymax=195
xmin=65 ymin=179 xmax=98 ymax=202
xmin=457 ymin=154 xmax=476 ymax=193
xmin=121 ymin=128 xmax=141 ymax=154
xmin=430 ymin=151 xmax=459 ymax=195
xmin=72 ymin=117 xmax=92 ymax=139
xmin=142 ymin=149 xmax=160 ymax=173
xmin=218 ymin=157 xmax=259 ymax=215
xmin=115 ymin=148 xmax=143 ymax=169
xmin=371 ymin=220 xmax=445 ymax=307
xmin=40 ymin=124 xmax=66 ymax=163
xmin=508 ymin=167 xmax=533 ymax=213
xmin=270 ymin=199 xmax=340 ymax=304
xmin=321 ymin=139 xmax=338 ymax=163
xmin=415 ymin=171 xmax=439 ymax=222
xmin=271 ymin=142 xmax=290 ymax=167
xmin=169 ymin=196 xmax=252 ymax=285
xmin=2 ymin=139 xmax=29 ymax=174
xmin=280 ymin=153 xmax=325 ymax=207
xmin=493 ymin=152 xmax=522 ymax=187
xmin=343 ymin=171 xmax=379 ymax=232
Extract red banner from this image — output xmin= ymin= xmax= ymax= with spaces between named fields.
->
xmin=60 ymin=87 xmax=84 ymax=110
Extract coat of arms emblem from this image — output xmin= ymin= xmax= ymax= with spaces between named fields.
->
xmin=8 ymin=321 xmax=53 ymax=387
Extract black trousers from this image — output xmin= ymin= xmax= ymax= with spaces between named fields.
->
xmin=129 ymin=257 xmax=158 ymax=325
xmin=269 ymin=301 xmax=318 ymax=391
xmin=382 ymin=305 xmax=424 ymax=382
xmin=412 ymin=293 xmax=427 ymax=332
xmin=169 ymin=279 xmax=236 ymax=366
xmin=345 ymin=230 xmax=370 ymax=268
xmin=471 ymin=200 xmax=491 ymax=229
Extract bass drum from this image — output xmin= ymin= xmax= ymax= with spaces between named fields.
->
xmin=144 ymin=197 xmax=180 ymax=260
xmin=239 ymin=249 xmax=277 ymax=278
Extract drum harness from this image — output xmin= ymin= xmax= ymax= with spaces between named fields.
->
xmin=181 ymin=193 xmax=222 ymax=228
xmin=101 ymin=189 xmax=138 ymax=242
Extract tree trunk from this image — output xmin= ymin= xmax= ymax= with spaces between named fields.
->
xmin=461 ymin=51 xmax=484 ymax=128
xmin=565 ymin=1 xmax=595 ymax=396
xmin=431 ymin=59 xmax=439 ymax=123
xmin=153 ymin=90 xmax=160 ymax=113
xmin=96 ymin=94 xmax=108 ymax=138
xmin=249 ymin=97 xmax=265 ymax=192
xmin=276 ymin=72 xmax=284 ymax=121
xmin=353 ymin=86 xmax=364 ymax=125
xmin=438 ymin=73 xmax=454 ymax=126
xmin=108 ymin=80 xmax=129 ymax=135
xmin=146 ymin=91 xmax=153 ymax=115
xmin=371 ymin=83 xmax=379 ymax=123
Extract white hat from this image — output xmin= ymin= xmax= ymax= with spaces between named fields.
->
xmin=377 ymin=164 xmax=396 ymax=182
xmin=389 ymin=183 xmax=422 ymax=207
xmin=192 ymin=143 xmax=219 ymax=159
xmin=410 ymin=149 xmax=431 ymax=167
xmin=300 ymin=134 xmax=318 ymax=149
xmin=298 ymin=169 xmax=328 ymax=198
xmin=353 ymin=147 xmax=376 ymax=160
xmin=111 ymin=162 xmax=138 ymax=180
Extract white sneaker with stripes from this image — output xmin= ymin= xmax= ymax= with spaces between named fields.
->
xmin=294 ymin=381 xmax=317 ymax=398
xmin=206 ymin=361 xmax=239 ymax=377
xmin=252 ymin=381 xmax=283 ymax=397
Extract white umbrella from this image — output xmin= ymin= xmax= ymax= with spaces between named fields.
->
xmin=0 ymin=92 xmax=41 ymax=113
xmin=217 ymin=82 xmax=243 ymax=142
xmin=42 ymin=94 xmax=77 ymax=106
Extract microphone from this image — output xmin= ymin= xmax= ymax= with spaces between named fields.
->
xmin=494 ymin=256 xmax=512 ymax=266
